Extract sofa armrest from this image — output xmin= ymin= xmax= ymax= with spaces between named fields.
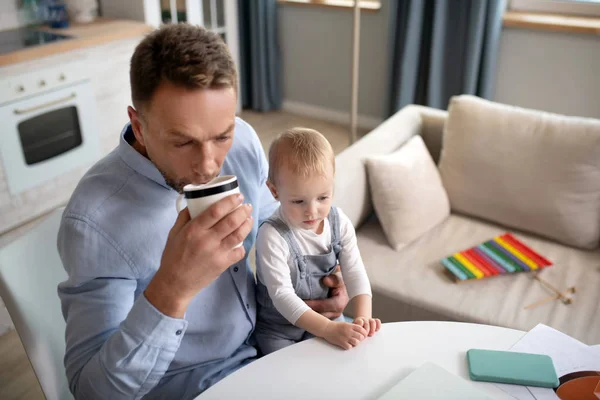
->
xmin=412 ymin=106 xmax=448 ymax=164
xmin=334 ymin=106 xmax=426 ymax=228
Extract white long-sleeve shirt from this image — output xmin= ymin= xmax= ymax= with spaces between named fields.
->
xmin=256 ymin=207 xmax=372 ymax=324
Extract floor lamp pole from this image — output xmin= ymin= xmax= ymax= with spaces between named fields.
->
xmin=350 ymin=0 xmax=361 ymax=144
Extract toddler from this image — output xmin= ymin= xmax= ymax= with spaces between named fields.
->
xmin=255 ymin=127 xmax=380 ymax=355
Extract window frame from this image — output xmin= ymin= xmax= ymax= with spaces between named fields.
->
xmin=276 ymin=0 xmax=381 ymax=12
xmin=510 ymin=0 xmax=600 ymax=17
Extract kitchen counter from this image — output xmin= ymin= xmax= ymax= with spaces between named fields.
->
xmin=0 ymin=19 xmax=153 ymax=67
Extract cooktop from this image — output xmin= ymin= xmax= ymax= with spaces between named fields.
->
xmin=0 ymin=27 xmax=72 ymax=55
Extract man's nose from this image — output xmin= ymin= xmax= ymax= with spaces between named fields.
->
xmin=193 ymin=144 xmax=216 ymax=176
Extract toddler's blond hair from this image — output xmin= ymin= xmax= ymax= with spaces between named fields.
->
xmin=268 ymin=127 xmax=335 ymax=185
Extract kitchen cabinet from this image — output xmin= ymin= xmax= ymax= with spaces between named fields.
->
xmin=0 ymin=34 xmax=143 ymax=235
xmin=0 ymin=20 xmax=148 ymax=334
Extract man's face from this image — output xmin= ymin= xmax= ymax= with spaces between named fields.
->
xmin=128 ymin=81 xmax=237 ymax=193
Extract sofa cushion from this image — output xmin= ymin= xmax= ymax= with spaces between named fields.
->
xmin=334 ymin=106 xmax=424 ymax=228
xmin=356 ymin=213 xmax=600 ymax=345
xmin=365 ymin=135 xmax=450 ymax=250
xmin=438 ymin=95 xmax=600 ymax=250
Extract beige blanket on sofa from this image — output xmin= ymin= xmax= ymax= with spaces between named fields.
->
xmin=358 ymin=213 xmax=600 ymax=345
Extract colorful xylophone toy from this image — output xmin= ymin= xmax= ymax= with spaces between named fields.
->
xmin=441 ymin=233 xmax=553 ymax=282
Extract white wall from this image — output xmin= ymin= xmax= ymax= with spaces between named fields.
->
xmin=494 ymin=28 xmax=600 ymax=119
xmin=278 ymin=3 xmax=600 ymax=121
xmin=99 ymin=0 xmax=148 ymax=22
xmin=278 ymin=2 xmax=390 ymax=123
xmin=99 ymin=0 xmax=161 ymax=27
xmin=0 ymin=0 xmax=23 ymax=30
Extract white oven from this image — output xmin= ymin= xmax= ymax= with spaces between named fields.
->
xmin=0 ymin=61 xmax=100 ymax=195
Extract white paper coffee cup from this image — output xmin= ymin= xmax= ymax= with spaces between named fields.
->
xmin=176 ymin=175 xmax=243 ymax=248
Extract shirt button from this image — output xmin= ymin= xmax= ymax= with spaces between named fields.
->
xmin=246 ymin=303 xmax=250 ymax=309
xmin=175 ymin=330 xmax=182 ymax=336
xmin=234 ymin=266 xmax=239 ymax=272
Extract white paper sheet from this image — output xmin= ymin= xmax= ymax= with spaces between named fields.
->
xmin=497 ymin=324 xmax=600 ymax=400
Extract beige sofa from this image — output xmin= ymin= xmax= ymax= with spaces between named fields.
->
xmin=334 ymin=100 xmax=600 ymax=345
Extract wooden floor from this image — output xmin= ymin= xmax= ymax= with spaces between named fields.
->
xmin=240 ymin=109 xmax=367 ymax=155
xmin=0 ymin=330 xmax=44 ymax=400
xmin=0 ymin=110 xmax=365 ymax=399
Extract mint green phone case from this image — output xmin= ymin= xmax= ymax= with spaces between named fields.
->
xmin=467 ymin=349 xmax=560 ymax=388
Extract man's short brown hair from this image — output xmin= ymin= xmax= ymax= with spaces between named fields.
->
xmin=130 ymin=24 xmax=237 ymax=110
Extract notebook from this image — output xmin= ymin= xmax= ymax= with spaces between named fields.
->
xmin=378 ymin=362 xmax=494 ymax=400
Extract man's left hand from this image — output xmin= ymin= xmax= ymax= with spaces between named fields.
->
xmin=305 ymin=268 xmax=349 ymax=319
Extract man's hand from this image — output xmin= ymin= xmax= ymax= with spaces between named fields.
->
xmin=305 ymin=269 xmax=349 ymax=319
xmin=145 ymin=193 xmax=253 ymax=318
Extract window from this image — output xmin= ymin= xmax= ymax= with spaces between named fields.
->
xmin=510 ymin=0 xmax=600 ymax=17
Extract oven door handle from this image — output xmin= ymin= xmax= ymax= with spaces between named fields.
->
xmin=13 ymin=92 xmax=77 ymax=115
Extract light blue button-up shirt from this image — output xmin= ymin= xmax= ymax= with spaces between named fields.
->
xmin=57 ymin=118 xmax=278 ymax=399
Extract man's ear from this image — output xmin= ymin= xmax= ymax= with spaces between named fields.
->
xmin=266 ymin=180 xmax=279 ymax=200
xmin=128 ymin=106 xmax=146 ymax=147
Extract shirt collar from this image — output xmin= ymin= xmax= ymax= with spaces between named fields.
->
xmin=117 ymin=123 xmax=173 ymax=190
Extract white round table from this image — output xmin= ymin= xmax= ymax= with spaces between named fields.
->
xmin=198 ymin=321 xmax=526 ymax=399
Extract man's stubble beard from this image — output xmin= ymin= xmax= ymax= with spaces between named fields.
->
xmin=152 ymin=156 xmax=219 ymax=194
xmin=131 ymin=131 xmax=188 ymax=193
xmin=142 ymin=137 xmax=220 ymax=193
xmin=147 ymin=153 xmax=188 ymax=194
xmin=161 ymin=170 xmax=188 ymax=194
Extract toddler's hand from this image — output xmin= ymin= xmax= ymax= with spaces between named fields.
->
xmin=322 ymin=321 xmax=367 ymax=350
xmin=353 ymin=316 xmax=382 ymax=337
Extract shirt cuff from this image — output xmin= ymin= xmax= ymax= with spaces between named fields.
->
xmin=121 ymin=293 xmax=189 ymax=352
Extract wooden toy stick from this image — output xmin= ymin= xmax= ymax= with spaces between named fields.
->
xmin=524 ymin=287 xmax=576 ymax=310
xmin=534 ymin=273 xmax=572 ymax=304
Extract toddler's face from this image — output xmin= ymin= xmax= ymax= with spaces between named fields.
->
xmin=270 ymin=164 xmax=334 ymax=234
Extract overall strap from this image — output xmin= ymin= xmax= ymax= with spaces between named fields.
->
xmin=327 ymin=206 xmax=342 ymax=255
xmin=261 ymin=217 xmax=307 ymax=271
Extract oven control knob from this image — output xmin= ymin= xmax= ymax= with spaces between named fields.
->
xmin=17 ymin=85 xmax=24 ymax=93
xmin=39 ymin=80 xmax=46 ymax=87
xmin=59 ymin=74 xmax=66 ymax=81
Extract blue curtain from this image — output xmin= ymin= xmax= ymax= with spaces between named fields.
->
xmin=237 ymin=0 xmax=282 ymax=111
xmin=388 ymin=0 xmax=506 ymax=115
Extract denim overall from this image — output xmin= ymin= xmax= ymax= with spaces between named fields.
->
xmin=255 ymin=207 xmax=343 ymax=355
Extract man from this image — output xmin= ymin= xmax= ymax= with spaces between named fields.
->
xmin=57 ymin=24 xmax=356 ymax=399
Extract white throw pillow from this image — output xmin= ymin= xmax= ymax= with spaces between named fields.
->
xmin=438 ymin=95 xmax=600 ymax=250
xmin=365 ymin=135 xmax=450 ymax=251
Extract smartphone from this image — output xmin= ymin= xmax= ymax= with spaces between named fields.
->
xmin=467 ymin=349 xmax=560 ymax=388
